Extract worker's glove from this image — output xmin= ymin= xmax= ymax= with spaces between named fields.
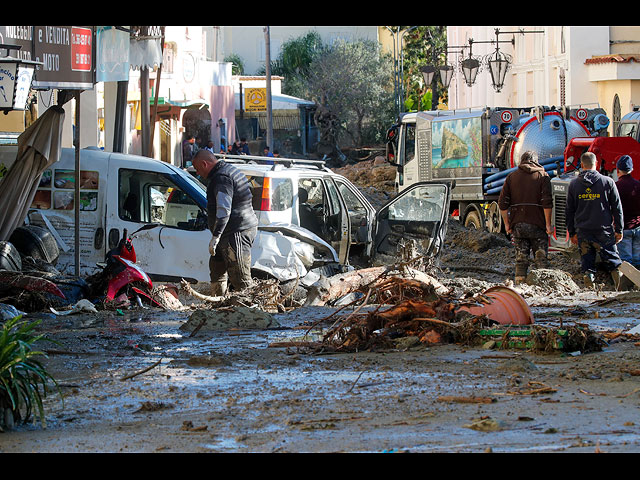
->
xmin=209 ymin=236 xmax=220 ymax=256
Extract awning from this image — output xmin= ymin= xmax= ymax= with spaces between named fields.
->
xmin=128 ymin=95 xmax=210 ymax=119
xmin=165 ymin=99 xmax=209 ymax=110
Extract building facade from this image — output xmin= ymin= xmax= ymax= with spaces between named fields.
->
xmin=446 ymin=26 xmax=640 ymax=136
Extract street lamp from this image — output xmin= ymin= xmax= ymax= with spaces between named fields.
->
xmin=487 ymin=48 xmax=512 ymax=93
xmin=460 ymin=56 xmax=481 ymax=87
xmin=420 ymin=64 xmax=437 ymax=87
xmin=0 ymin=44 xmax=41 ymax=112
xmin=439 ymin=63 xmax=455 ymax=89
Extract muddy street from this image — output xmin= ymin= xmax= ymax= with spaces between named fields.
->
xmin=2 ymin=221 xmax=640 ymax=453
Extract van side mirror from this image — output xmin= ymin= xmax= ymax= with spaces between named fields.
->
xmin=194 ymin=211 xmax=208 ymax=231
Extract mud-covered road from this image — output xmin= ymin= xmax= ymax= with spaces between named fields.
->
xmin=2 ymin=241 xmax=640 ymax=452
xmin=2 ymin=157 xmax=640 ymax=453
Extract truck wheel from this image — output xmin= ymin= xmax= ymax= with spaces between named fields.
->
xmin=464 ymin=210 xmax=483 ymax=230
xmin=486 ymin=202 xmax=503 ymax=233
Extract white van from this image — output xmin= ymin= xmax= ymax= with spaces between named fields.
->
xmin=2 ymin=147 xmax=453 ymax=285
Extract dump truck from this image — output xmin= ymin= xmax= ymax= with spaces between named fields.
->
xmin=550 ymin=108 xmax=640 ymax=250
xmin=385 ymin=105 xmax=609 ymax=233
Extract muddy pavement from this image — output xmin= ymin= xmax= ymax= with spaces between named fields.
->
xmin=3 ymin=222 xmax=640 ymax=452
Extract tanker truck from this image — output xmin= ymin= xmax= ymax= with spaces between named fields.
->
xmin=550 ymin=107 xmax=640 ymax=250
xmin=385 ymin=105 xmax=609 ymax=233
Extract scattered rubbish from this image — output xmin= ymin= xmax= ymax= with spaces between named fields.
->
xmin=464 ymin=417 xmax=504 ymax=432
xmin=133 ymin=401 xmax=174 ymax=413
xmin=50 ymin=299 xmax=98 ymax=316
xmin=120 ymin=358 xmax=163 ymax=381
xmin=0 ymin=303 xmax=25 ymax=321
xmin=619 ymin=261 xmax=640 ymax=289
xmin=150 ymin=284 xmax=184 ymax=310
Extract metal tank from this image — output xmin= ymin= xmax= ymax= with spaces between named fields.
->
xmin=508 ymin=110 xmax=591 ymax=167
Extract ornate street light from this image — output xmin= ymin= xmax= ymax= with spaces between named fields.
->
xmin=420 ymin=64 xmax=437 ymax=87
xmin=486 ymin=48 xmax=512 ymax=93
xmin=439 ymin=63 xmax=455 ymax=89
xmin=460 ymin=54 xmax=482 ymax=87
xmin=0 ymin=44 xmax=41 ymax=112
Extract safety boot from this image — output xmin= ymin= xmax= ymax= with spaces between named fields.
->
xmin=514 ymin=276 xmax=526 ymax=285
xmin=611 ymin=268 xmax=623 ymax=291
xmin=583 ymin=272 xmax=595 ymax=289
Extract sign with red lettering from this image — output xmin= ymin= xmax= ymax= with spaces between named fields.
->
xmin=71 ymin=27 xmax=92 ymax=72
xmin=0 ymin=26 xmax=95 ymax=90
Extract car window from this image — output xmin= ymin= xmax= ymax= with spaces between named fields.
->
xmin=386 ymin=184 xmax=446 ymax=222
xmin=336 ymin=180 xmax=367 ymax=212
xmin=299 ymin=178 xmax=325 ymax=208
xmin=246 ymin=175 xmax=293 ymax=211
xmin=325 ymin=178 xmax=342 ymax=215
xmin=119 ymin=168 xmax=205 ymax=230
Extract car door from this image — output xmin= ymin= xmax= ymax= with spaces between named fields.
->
xmin=297 ymin=175 xmax=350 ymax=263
xmin=371 ymin=181 xmax=452 ymax=263
xmin=333 ymin=175 xmax=376 ymax=247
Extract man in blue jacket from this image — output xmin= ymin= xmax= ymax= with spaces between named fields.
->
xmin=566 ymin=152 xmax=624 ymax=289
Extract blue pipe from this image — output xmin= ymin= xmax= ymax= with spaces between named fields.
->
xmin=484 ymin=168 xmax=564 ymax=195
xmin=483 ymin=155 xmax=564 ymax=184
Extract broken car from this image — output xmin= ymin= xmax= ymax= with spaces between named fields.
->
xmin=0 ymin=146 xmax=452 ymax=287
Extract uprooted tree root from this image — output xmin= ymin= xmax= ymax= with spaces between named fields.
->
xmin=301 ymin=276 xmax=607 ymax=354
xmin=320 ymin=298 xmax=497 ymax=353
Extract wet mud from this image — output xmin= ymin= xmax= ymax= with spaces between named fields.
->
xmin=2 ymin=162 xmax=640 ymax=452
xmin=2 ymin=252 xmax=640 ymax=452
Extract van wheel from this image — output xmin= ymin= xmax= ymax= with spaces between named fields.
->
xmin=464 ymin=210 xmax=483 ymax=230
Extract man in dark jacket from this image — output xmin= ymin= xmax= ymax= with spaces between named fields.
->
xmin=615 ymin=154 xmax=640 ymax=269
xmin=192 ymin=150 xmax=258 ymax=296
xmin=566 ymin=152 xmax=624 ymax=289
xmin=498 ymin=151 xmax=553 ymax=284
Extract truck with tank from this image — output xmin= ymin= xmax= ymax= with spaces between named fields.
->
xmin=385 ymin=105 xmax=610 ymax=234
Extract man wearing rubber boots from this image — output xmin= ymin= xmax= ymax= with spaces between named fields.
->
xmin=192 ymin=150 xmax=258 ymax=296
xmin=566 ymin=152 xmax=624 ymax=289
xmin=498 ymin=151 xmax=554 ymax=285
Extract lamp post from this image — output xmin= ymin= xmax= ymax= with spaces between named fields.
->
xmin=0 ymin=44 xmax=41 ymax=113
xmin=385 ymin=26 xmax=417 ymax=116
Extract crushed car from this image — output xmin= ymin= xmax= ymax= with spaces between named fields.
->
xmin=0 ymin=146 xmax=453 ymax=287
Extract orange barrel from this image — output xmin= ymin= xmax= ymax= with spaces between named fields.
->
xmin=457 ymin=286 xmax=534 ymax=325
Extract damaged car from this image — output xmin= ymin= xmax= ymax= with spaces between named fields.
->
xmin=2 ymin=146 xmax=452 ymax=286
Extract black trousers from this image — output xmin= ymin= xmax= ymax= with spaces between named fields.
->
xmin=576 ymin=229 xmax=622 ymax=274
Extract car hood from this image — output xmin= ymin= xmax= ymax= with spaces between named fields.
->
xmin=252 ymin=223 xmax=340 ymax=282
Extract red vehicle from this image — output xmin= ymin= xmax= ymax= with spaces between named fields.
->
xmin=551 ymin=135 xmax=640 ymax=250
xmin=88 ymin=224 xmax=159 ymax=307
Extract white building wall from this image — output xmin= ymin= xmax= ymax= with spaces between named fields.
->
xmin=446 ymin=26 xmax=611 ymax=110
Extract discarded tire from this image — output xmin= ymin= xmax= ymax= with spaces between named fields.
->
xmin=9 ymin=225 xmax=59 ymax=265
xmin=0 ymin=241 xmax=22 ymax=271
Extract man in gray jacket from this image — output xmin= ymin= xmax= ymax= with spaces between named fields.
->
xmin=192 ymin=150 xmax=258 ymax=296
xmin=566 ymin=152 xmax=624 ymax=289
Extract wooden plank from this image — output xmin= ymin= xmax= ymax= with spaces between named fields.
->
xmin=619 ymin=261 xmax=640 ymax=289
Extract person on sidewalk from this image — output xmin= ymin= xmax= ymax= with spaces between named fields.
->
xmin=192 ymin=150 xmax=258 ymax=296
xmin=498 ymin=151 xmax=554 ymax=284
xmin=566 ymin=152 xmax=624 ymax=289
xmin=615 ymin=155 xmax=640 ymax=269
